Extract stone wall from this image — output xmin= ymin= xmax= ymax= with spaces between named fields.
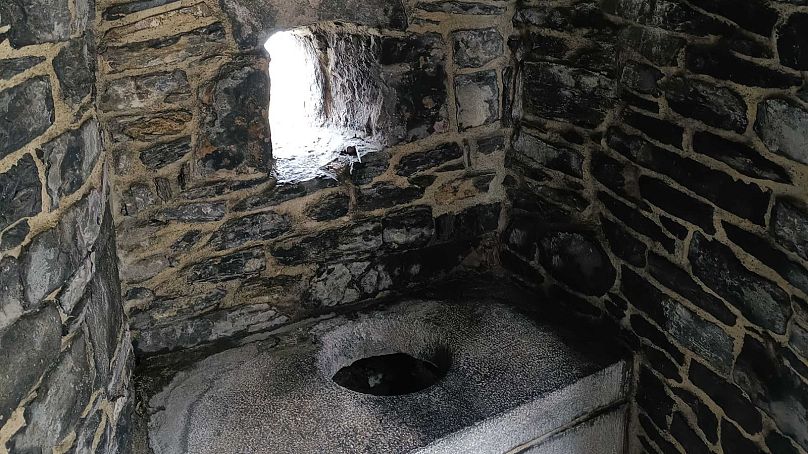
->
xmin=0 ymin=1 xmax=133 ymax=451
xmin=504 ymin=0 xmax=808 ymax=453
xmin=96 ymin=0 xmax=516 ymax=355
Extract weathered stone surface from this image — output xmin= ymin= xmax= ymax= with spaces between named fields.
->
xmin=522 ymin=62 xmax=615 ymax=128
xmin=720 ymin=418 xmax=761 ymax=453
xmin=778 ymin=13 xmax=808 ymax=71
xmin=455 ymin=70 xmax=500 ymax=131
xmin=415 ymin=1 xmax=505 ymax=15
xmin=101 ymin=70 xmax=190 ymax=112
xmin=0 ymin=257 xmax=24 ymax=328
xmin=382 ymin=205 xmax=434 ymax=251
xmin=604 ymin=0 xmax=731 ymax=36
xmin=755 ymin=98 xmax=808 ymax=165
xmin=636 ymin=366 xmax=674 ymax=429
xmin=0 ymin=0 xmax=70 ymax=47
xmin=156 ymin=202 xmax=226 ymax=222
xmin=689 ymin=232 xmax=791 ymax=334
xmin=591 ymin=150 xmax=641 ymax=202
xmin=0 ymin=57 xmax=45 ymax=79
xmin=199 ymin=57 xmax=270 ymax=174
xmin=271 ymin=221 xmax=383 ymax=265
xmin=357 ymin=182 xmax=425 ymax=211
xmin=232 ymin=178 xmax=336 ymax=212
xmin=350 ymin=151 xmax=390 ymax=185
xmin=452 ymin=28 xmax=503 ymax=68
xmin=108 ymin=110 xmax=192 ymax=144
xmin=538 ymin=231 xmax=615 ymax=296
xmin=670 ymin=412 xmax=711 ymax=454
xmin=601 ymin=216 xmax=647 ymax=267
xmin=13 ymin=334 xmax=94 ymax=451
xmin=697 ymin=0 xmax=779 ymax=36
xmin=686 ymin=45 xmax=802 ymax=89
xmin=138 ymin=137 xmax=192 ymax=170
xmin=771 ymin=197 xmax=808 ymax=262
xmin=647 ymin=253 xmax=736 ymax=326
xmin=476 ymin=134 xmax=505 ymax=155
xmin=0 ymin=155 xmax=42 ymax=232
xmin=0 ymin=305 xmax=61 ymax=423
xmin=53 ymin=36 xmax=95 ymax=107
xmin=0 ymin=76 xmax=54 ymax=159
xmin=662 ymin=76 xmax=748 ymax=132
xmin=120 ymin=183 xmax=157 ymax=216
xmin=307 ymin=261 xmax=392 ymax=307
xmin=102 ymin=0 xmax=181 ymax=20
xmin=0 ymin=220 xmax=29 ymax=252
xmin=672 ymin=387 xmax=719 ymax=444
xmin=617 ymin=26 xmax=685 ymax=67
xmin=639 ymin=176 xmax=715 ymax=234
xmin=692 ymin=131 xmax=790 ymax=183
xmin=39 ymin=119 xmax=102 ymax=208
xmin=435 ymin=203 xmax=500 ymax=242
xmin=306 ymin=193 xmax=350 ymax=221
xmin=733 ymin=335 xmax=808 ymax=450
xmin=209 ymin=211 xmax=292 ymax=251
xmin=622 ymin=110 xmax=683 ymax=148
xmin=187 ymin=248 xmax=265 ymax=283
xmin=219 ymin=0 xmax=407 ymax=50
xmin=619 ymin=61 xmax=663 ymax=96
xmin=513 ymin=130 xmax=583 ymax=178
xmin=598 ymin=191 xmax=674 ymax=253
xmin=396 ymin=143 xmax=463 ymax=177
xmin=689 ymin=360 xmax=763 ymax=435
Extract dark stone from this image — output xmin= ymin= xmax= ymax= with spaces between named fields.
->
xmin=617 ymin=26 xmax=685 ymax=66
xmin=512 ymin=130 xmax=583 ymax=178
xmin=233 ymin=178 xmax=337 ymax=212
xmin=416 ymin=1 xmax=505 ymax=15
xmin=455 ymin=70 xmax=500 ymax=130
xmin=622 ymin=110 xmax=683 ymax=148
xmin=39 ymin=119 xmax=102 ymax=208
xmin=357 ymin=182 xmax=425 ymax=211
xmin=686 ymin=45 xmax=802 ymax=89
xmin=778 ymin=13 xmax=808 ymax=71
xmin=0 ymin=57 xmax=45 ymax=79
xmin=396 ymin=143 xmax=463 ymax=177
xmin=733 ymin=335 xmax=808 ymax=450
xmin=672 ymin=387 xmax=719 ymax=444
xmin=648 ymin=253 xmax=737 ymax=326
xmin=270 ymin=221 xmax=383 ymax=266
xmin=0 ymin=0 xmax=70 ymax=47
xmin=350 ymin=150 xmax=390 ymax=185
xmin=537 ymin=231 xmax=616 ymax=296
xmin=187 ymin=248 xmax=265 ymax=283
xmin=107 ymin=110 xmax=192 ymax=144
xmin=721 ymin=419 xmax=765 ymax=453
xmin=670 ymin=412 xmax=711 ymax=454
xmin=690 ymin=360 xmax=763 ymax=435
xmin=0 ymin=220 xmax=30 ymax=251
xmin=13 ymin=334 xmax=93 ymax=450
xmin=689 ymin=232 xmax=791 ymax=334
xmin=103 ymin=0 xmax=180 ymax=20
xmin=659 ymin=216 xmax=687 ymax=240
xmin=0 ymin=305 xmax=61 ymax=424
xmin=100 ymin=69 xmax=190 ymax=112
xmin=636 ymin=366 xmax=674 ymax=429
xmin=139 ymin=137 xmax=192 ymax=170
xmin=771 ymin=197 xmax=808 ymax=262
xmin=591 ymin=150 xmax=642 ymax=202
xmin=156 ymin=202 xmax=226 ymax=222
xmin=598 ymin=191 xmax=675 ymax=253
xmin=120 ymin=183 xmax=156 ymax=216
xmin=629 ymin=313 xmax=685 ymax=365
xmin=522 ymin=62 xmax=616 ymax=128
xmin=620 ymin=61 xmax=663 ymax=96
xmin=724 ymin=222 xmax=808 ymax=295
xmin=755 ymin=98 xmax=808 ymax=165
xmin=452 ymin=28 xmax=503 ymax=68
xmin=621 ymin=90 xmax=659 ymax=113
xmin=435 ymin=203 xmax=500 ymax=242
xmin=53 ymin=36 xmax=95 ymax=107
xmin=695 ymin=0 xmax=779 ymax=36
xmin=476 ymin=134 xmax=505 ymax=155
xmin=306 ymin=193 xmax=350 ymax=221
xmin=612 ymin=129 xmax=768 ymax=225
xmin=199 ymin=56 xmax=270 ymax=174
xmin=0 ymin=155 xmax=42 ymax=232
xmin=172 ymin=230 xmax=205 ymax=252
xmin=601 ymin=216 xmax=647 ymax=267
xmin=604 ymin=0 xmax=732 ymax=36
xmin=692 ymin=131 xmax=791 ymax=183
xmin=639 ymin=413 xmax=679 ymax=454
xmin=209 ymin=211 xmax=292 ymax=251
xmin=382 ymin=205 xmax=434 ymax=251
xmin=766 ymin=431 xmax=802 ymax=454
xmin=0 ymin=76 xmax=54 ymax=159
xmin=662 ymin=76 xmax=748 ymax=133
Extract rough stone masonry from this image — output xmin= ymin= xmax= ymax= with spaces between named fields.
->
xmin=503 ymin=0 xmax=808 ymax=453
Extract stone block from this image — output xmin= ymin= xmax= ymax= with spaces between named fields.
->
xmin=102 ymin=0 xmax=181 ymax=20
xmin=691 ymin=131 xmax=790 ymax=183
xmin=689 ymin=360 xmax=763 ymax=436
xmin=156 ymin=202 xmax=226 ymax=222
xmin=187 ymin=248 xmax=265 ymax=283
xmin=0 ymin=57 xmax=45 ymax=79
xmin=619 ymin=61 xmax=663 ymax=96
xmin=754 ymin=98 xmax=808 ymax=165
xmin=455 ymin=70 xmax=500 ymax=131
xmin=686 ymin=45 xmax=802 ymax=88
xmin=0 ymin=305 xmax=61 ymax=423
xmin=53 ymin=36 xmax=95 ymax=108
xmin=0 ymin=0 xmax=70 ymax=47
xmin=598 ymin=191 xmax=674 ymax=253
xmin=622 ymin=110 xmax=683 ymax=148
xmin=0 ymin=76 xmax=54 ymax=159
xmin=382 ymin=205 xmax=434 ymax=251
xmin=107 ymin=110 xmax=192 ymax=144
xmin=513 ymin=130 xmax=583 ymax=178
xmin=357 ymin=182 xmax=425 ymax=211
xmin=771 ymin=197 xmax=808 ymax=262
xmin=672 ymin=387 xmax=719 ymax=444
xmin=100 ymin=70 xmax=190 ymax=112
xmin=778 ymin=13 xmax=808 ymax=71
xmin=696 ymin=0 xmax=779 ymax=36
xmin=601 ymin=216 xmax=647 ymax=267
xmin=271 ymin=220 xmax=383 ymax=265
xmin=208 ymin=211 xmax=292 ymax=251
xmin=452 ymin=28 xmax=504 ymax=68
xmin=0 ymin=220 xmax=30 ymax=252
xmin=415 ymin=1 xmax=505 ymax=15
xmin=538 ymin=231 xmax=616 ymax=296
xmin=233 ymin=178 xmax=336 ymax=212
xmin=396 ymin=143 xmax=463 ymax=177
xmin=603 ymin=0 xmax=731 ymax=36
xmin=138 ymin=137 xmax=192 ymax=170
xmin=662 ymin=76 xmax=748 ymax=133
xmin=617 ymin=26 xmax=685 ymax=67
xmin=0 ymin=155 xmax=42 ymax=232
xmin=689 ymin=232 xmax=791 ymax=334
xmin=39 ymin=118 xmax=102 ymax=209
xmin=305 ymin=193 xmax=350 ymax=222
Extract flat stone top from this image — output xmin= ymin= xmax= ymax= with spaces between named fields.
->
xmin=147 ymin=299 xmax=627 ymax=454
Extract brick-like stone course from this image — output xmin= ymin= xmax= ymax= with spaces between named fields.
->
xmin=505 ymin=0 xmax=808 ymax=453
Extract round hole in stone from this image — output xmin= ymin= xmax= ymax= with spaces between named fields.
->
xmin=332 ymin=351 xmax=450 ymax=396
